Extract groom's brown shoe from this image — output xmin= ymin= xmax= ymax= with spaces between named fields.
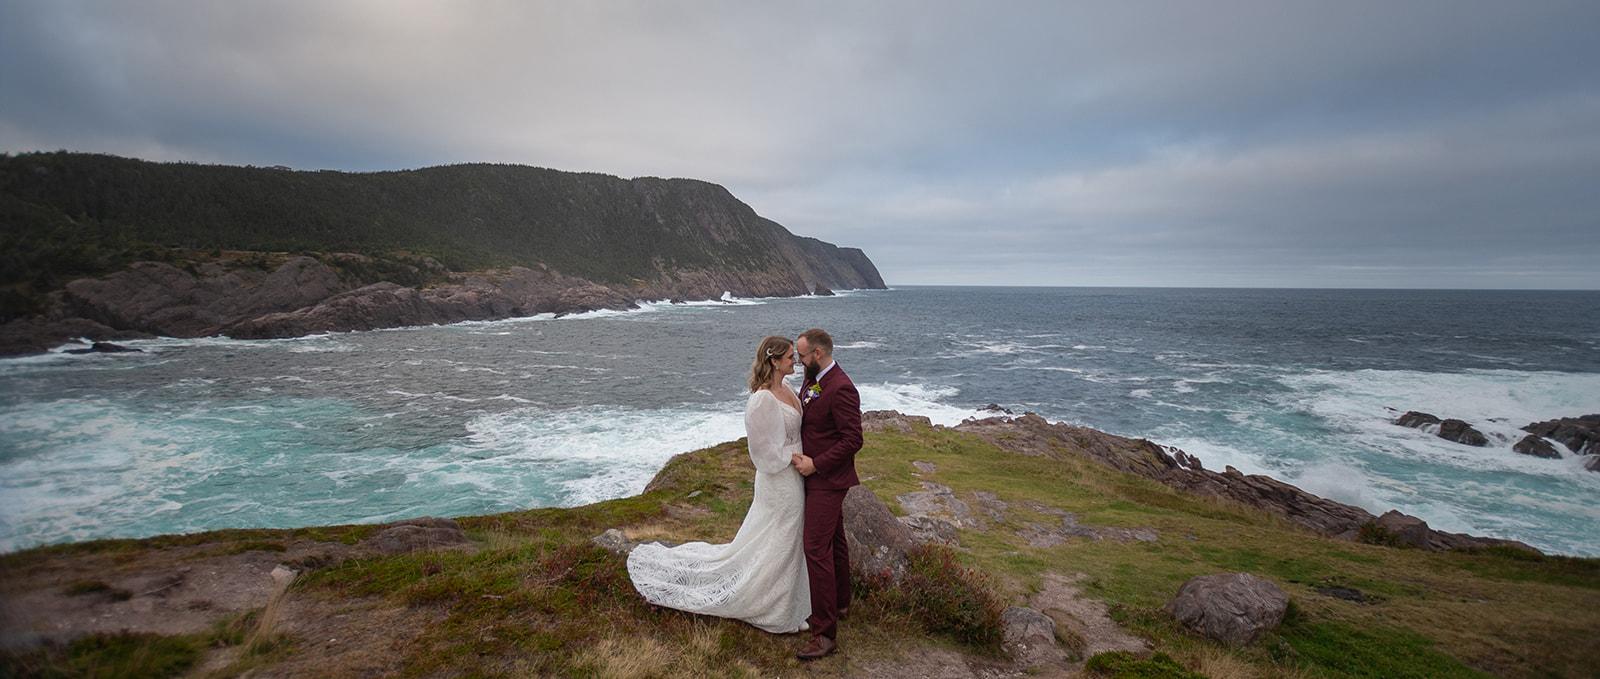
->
xmin=796 ymin=635 xmax=837 ymax=661
xmin=838 ymin=607 xmax=848 ymax=621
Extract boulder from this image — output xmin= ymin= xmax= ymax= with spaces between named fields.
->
xmin=1166 ymin=573 xmax=1289 ymax=647
xmin=1438 ymin=419 xmax=1488 ymax=446
xmin=1586 ymin=456 xmax=1600 ymax=473
xmin=1001 ymin=606 xmax=1059 ymax=662
xmin=1512 ymin=435 xmax=1561 ymax=460
xmin=843 ymin=486 xmax=917 ymax=583
xmin=1371 ymin=510 xmax=1432 ymax=548
xmin=1522 ymin=415 xmax=1600 ymax=456
xmin=1394 ymin=411 xmax=1442 ymax=428
xmin=361 ymin=517 xmax=470 ymax=555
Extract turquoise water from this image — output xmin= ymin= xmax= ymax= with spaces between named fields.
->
xmin=2 ymin=287 xmax=1597 ymax=555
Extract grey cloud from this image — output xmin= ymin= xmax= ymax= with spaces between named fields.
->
xmin=1 ymin=0 xmax=1596 ymax=288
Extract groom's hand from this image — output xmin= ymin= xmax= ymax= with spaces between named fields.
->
xmin=792 ymin=454 xmax=816 ymax=476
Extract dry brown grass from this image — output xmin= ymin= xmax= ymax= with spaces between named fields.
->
xmin=566 ymin=625 xmax=761 ymax=679
xmin=244 ymin=569 xmax=294 ymax=654
xmin=1179 ymin=645 xmax=1303 ymax=679
xmin=571 ymin=635 xmax=673 ymax=679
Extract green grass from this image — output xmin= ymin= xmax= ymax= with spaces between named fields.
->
xmin=1270 ymin=607 xmax=1490 ymax=678
xmin=0 ymin=633 xmax=206 ymax=679
xmin=1086 ymin=651 xmax=1206 ymax=678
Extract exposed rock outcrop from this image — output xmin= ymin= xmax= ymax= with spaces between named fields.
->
xmin=1513 ymin=435 xmax=1561 ymax=459
xmin=897 ymin=482 xmax=982 ymax=530
xmin=1030 ymin=572 xmax=1149 ymax=658
xmin=591 ymin=529 xmax=639 ymax=556
xmin=862 ymin=411 xmax=933 ymax=434
xmin=360 ymin=517 xmax=471 ymax=555
xmin=1166 ymin=573 xmax=1288 ymax=647
xmin=64 ymin=258 xmax=349 ymax=338
xmin=952 ymin=413 xmax=1538 ymax=554
xmin=1522 ymin=415 xmax=1600 ymax=457
xmin=0 ymin=316 xmax=154 ymax=357
xmin=4 ymin=247 xmax=885 ymax=352
xmin=900 ymin=515 xmax=961 ymax=546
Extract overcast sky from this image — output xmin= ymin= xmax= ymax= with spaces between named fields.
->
xmin=3 ymin=1 xmax=1597 ymax=288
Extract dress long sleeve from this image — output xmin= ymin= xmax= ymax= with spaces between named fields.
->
xmin=745 ymin=391 xmax=793 ymax=474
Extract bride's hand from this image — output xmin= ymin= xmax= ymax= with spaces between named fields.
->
xmin=792 ymin=453 xmax=816 ymax=476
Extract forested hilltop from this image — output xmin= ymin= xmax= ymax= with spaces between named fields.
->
xmin=0 ymin=152 xmax=884 ymax=352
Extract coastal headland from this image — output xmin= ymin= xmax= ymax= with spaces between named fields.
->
xmin=0 ymin=152 xmax=885 ymax=355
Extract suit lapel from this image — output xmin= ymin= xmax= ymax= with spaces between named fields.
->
xmin=802 ymin=363 xmax=840 ymax=411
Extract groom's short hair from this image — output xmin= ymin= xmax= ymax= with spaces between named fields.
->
xmin=799 ymin=328 xmax=833 ymax=355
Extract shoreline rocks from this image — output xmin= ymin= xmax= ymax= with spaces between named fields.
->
xmin=950 ymin=412 xmax=1541 ymax=554
xmin=1395 ymin=411 xmax=1442 ymax=429
xmin=61 ymin=341 xmax=141 ymax=354
xmin=1437 ymin=418 xmax=1489 ymax=446
xmin=1513 ymin=435 xmax=1561 ymax=459
xmin=1394 ymin=411 xmax=1487 ymax=446
xmin=1522 ymin=415 xmax=1600 ymax=457
xmin=0 ymin=254 xmax=886 ymax=356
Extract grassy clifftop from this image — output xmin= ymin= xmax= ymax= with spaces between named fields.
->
xmin=2 ymin=419 xmax=1596 ymax=677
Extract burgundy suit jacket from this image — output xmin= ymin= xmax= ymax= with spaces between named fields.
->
xmin=799 ymin=363 xmax=862 ymax=490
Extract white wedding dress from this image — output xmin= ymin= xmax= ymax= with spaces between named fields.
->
xmin=626 ymin=388 xmax=812 ymax=633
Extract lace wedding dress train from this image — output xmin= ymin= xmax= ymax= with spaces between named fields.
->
xmin=626 ymin=389 xmax=812 ymax=633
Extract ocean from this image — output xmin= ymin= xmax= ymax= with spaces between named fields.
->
xmin=2 ymin=286 xmax=1597 ymax=556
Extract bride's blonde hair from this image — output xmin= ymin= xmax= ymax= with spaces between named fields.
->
xmin=748 ymin=335 xmax=794 ymax=393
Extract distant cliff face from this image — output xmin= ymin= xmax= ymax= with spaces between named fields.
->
xmin=0 ymin=152 xmax=885 ymax=293
xmin=0 ymin=153 xmax=886 ymax=353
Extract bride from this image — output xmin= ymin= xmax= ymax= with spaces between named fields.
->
xmin=625 ymin=335 xmax=812 ymax=633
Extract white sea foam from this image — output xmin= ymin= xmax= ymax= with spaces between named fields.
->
xmin=1151 ymin=367 xmax=1600 ymax=554
xmin=446 ymin=404 xmax=751 ymax=506
xmin=1277 ymin=368 xmax=1600 ymax=474
xmin=857 ymin=383 xmax=985 ymax=427
xmin=1157 ymin=438 xmax=1273 ymax=477
xmin=0 ymin=399 xmax=283 ymax=552
xmin=835 ymin=341 xmax=883 ymax=350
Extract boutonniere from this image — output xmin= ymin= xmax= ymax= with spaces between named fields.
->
xmin=803 ymin=383 xmax=822 ymax=404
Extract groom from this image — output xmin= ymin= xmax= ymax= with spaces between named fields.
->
xmin=790 ymin=328 xmax=862 ymax=661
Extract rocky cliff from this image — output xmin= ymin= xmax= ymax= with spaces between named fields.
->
xmin=0 ymin=153 xmax=886 ymax=354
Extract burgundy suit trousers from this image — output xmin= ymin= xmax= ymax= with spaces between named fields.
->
xmin=803 ymin=487 xmax=851 ymax=639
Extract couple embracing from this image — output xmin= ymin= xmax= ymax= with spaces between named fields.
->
xmin=627 ymin=328 xmax=861 ymax=660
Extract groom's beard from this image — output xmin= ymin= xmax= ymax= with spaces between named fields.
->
xmin=804 ymin=362 xmax=820 ymax=382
